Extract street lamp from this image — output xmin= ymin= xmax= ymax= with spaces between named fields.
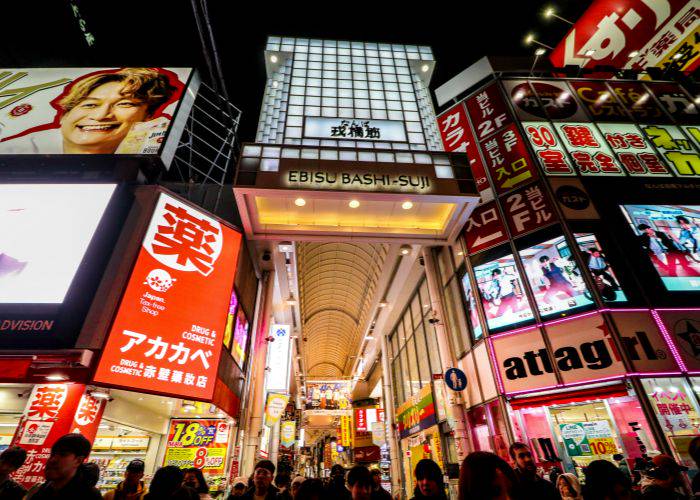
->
xmin=524 ymin=33 xmax=554 ymax=50
xmin=543 ymin=6 xmax=574 ymax=24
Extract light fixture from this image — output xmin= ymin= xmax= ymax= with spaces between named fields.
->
xmin=270 ymin=54 xmax=278 ymax=63
xmin=401 ymin=201 xmax=413 ymax=210
xmin=628 ymin=50 xmax=639 ymax=58
xmin=524 ymin=34 xmax=534 ymax=45
xmin=421 ymin=64 xmax=429 ymax=73
xmin=278 ymin=241 xmax=294 ymax=253
xmin=272 ymin=81 xmax=279 ymax=88
xmin=46 ymin=374 xmax=66 ymax=382
xmin=457 ymin=251 xmax=464 ymax=256
xmin=399 ymin=244 xmax=411 ymax=255
xmin=378 ymin=301 xmax=388 ymax=308
xmin=348 ymin=199 xmax=360 ymax=208
xmin=286 ymin=294 xmax=297 ymax=306
xmin=544 ymin=7 xmax=555 ymax=17
xmin=366 ymin=335 xmax=374 ymax=340
xmin=669 ymin=386 xmax=679 ymax=393
xmin=294 ymin=197 xmax=306 ymax=207
xmin=90 ymin=389 xmax=110 ymax=400
xmin=181 ymin=401 xmax=197 ymax=412
xmin=535 ymin=48 xmax=546 ymax=56
xmin=542 ymin=6 xmax=573 ymax=24
xmin=584 ymin=49 xmax=596 ymax=57
xmin=654 ymin=386 xmax=663 ymax=393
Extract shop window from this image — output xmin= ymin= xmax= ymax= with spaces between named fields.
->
xmin=424 ymin=316 xmax=443 ymax=375
xmin=467 ymin=405 xmax=492 ymax=453
xmin=642 ymin=377 xmax=700 ymax=474
xmin=407 ymin=336 xmax=421 ymax=395
xmin=444 ymin=275 xmax=471 ymax=353
xmin=487 ymin=400 xmax=510 ymax=462
xmin=400 ymin=347 xmax=412 ymax=398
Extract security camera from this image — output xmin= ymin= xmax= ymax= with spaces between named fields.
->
xmin=262 ymin=251 xmax=271 ymax=262
xmin=266 ymin=336 xmax=275 ymax=342
xmin=428 ymin=311 xmax=440 ymax=324
xmin=418 ymin=256 xmax=425 ymax=266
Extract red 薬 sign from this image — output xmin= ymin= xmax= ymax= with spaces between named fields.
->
xmin=463 ymin=201 xmax=509 ymax=254
xmin=93 ymin=192 xmax=242 ymax=400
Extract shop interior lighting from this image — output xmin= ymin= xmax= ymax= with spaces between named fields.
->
xmin=348 ymin=199 xmax=360 ymax=209
xmin=628 ymin=50 xmax=640 ymax=58
xmin=46 ymin=374 xmax=67 ymax=382
xmin=401 ymin=201 xmax=414 ymax=210
xmin=457 ymin=251 xmax=464 ymax=256
xmin=294 ymin=197 xmax=306 ymax=207
xmin=399 ymin=244 xmax=411 ymax=255
xmin=181 ymin=401 xmax=197 ymax=412
xmin=272 ymin=81 xmax=279 ymax=88
xmin=270 ymin=54 xmax=278 ymax=63
xmin=90 ymin=389 xmax=110 ymax=400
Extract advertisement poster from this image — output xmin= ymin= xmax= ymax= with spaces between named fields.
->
xmin=518 ymin=235 xmax=594 ymax=319
xmin=656 ymin=309 xmax=700 ymax=371
xmin=93 ymin=193 xmax=242 ymax=399
xmin=490 ymin=328 xmax=555 ymax=394
xmin=232 ymin=308 xmax=249 ymax=369
xmin=569 ymin=81 xmax=628 ymax=121
xmin=465 ymin=82 xmax=512 ymax=141
xmin=265 ymin=324 xmax=292 ymax=392
xmin=264 ymin=393 xmax=289 ymax=426
xmin=396 ymin=385 xmax=437 ymax=439
xmin=597 ymin=123 xmax=672 ymax=176
xmin=0 ymin=68 xmax=191 ymax=155
xmin=607 ymin=82 xmax=668 ymax=123
xmin=621 ymin=205 xmax=700 ymax=291
xmin=646 ymin=82 xmax=699 ymax=123
xmin=530 ymin=81 xmax=589 ymax=122
xmin=460 ymin=272 xmax=483 ymax=340
xmin=463 ymin=201 xmax=508 ymax=254
xmin=474 ymin=254 xmax=534 ymax=331
xmin=11 ymin=384 xmax=90 ymax=488
xmin=280 ymin=421 xmax=296 ymax=449
xmin=222 ymin=290 xmax=238 ymax=351
xmin=554 ymin=122 xmax=624 ymax=176
xmin=0 ymin=184 xmax=116 ymax=304
xmin=481 ymin=124 xmax=538 ymax=195
xmin=574 ymin=233 xmax=627 ymax=302
xmin=163 ymin=419 xmax=229 ymax=474
xmin=560 ymin=421 xmax=616 ymax=457
xmin=304 ymin=381 xmax=352 ymax=411
xmin=502 ymin=181 xmax=557 ymax=238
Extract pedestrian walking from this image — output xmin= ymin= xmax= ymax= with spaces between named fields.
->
xmin=411 ymin=459 xmax=447 ymax=500
xmin=556 ymin=473 xmax=582 ymax=500
xmin=582 ymin=459 xmax=633 ymax=500
xmin=347 ymin=466 xmax=372 ymax=500
xmin=183 ymin=468 xmax=212 ymax=500
xmin=103 ymin=459 xmax=146 ymax=500
xmin=458 ymin=451 xmax=518 ymax=500
xmin=290 ymin=476 xmax=304 ymax=499
xmin=639 ymin=454 xmax=689 ymax=499
xmin=144 ymin=466 xmax=198 ymax=500
xmin=240 ymin=460 xmax=279 ymax=500
xmin=370 ymin=469 xmax=391 ymax=500
xmin=294 ymin=479 xmax=324 ymax=500
xmin=508 ymin=442 xmax=557 ymax=500
xmin=0 ymin=446 xmax=27 ymax=500
xmin=325 ymin=464 xmax=351 ymax=500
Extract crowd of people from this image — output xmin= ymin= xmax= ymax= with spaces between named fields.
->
xmin=2 ymin=433 xmax=700 ymax=499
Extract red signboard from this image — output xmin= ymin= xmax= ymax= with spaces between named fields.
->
xmin=524 ymin=122 xmax=576 ymax=176
xmin=646 ymin=82 xmax=700 ymax=123
xmin=11 ymin=384 xmax=100 ymax=488
xmin=463 ymin=201 xmax=509 ymax=254
xmin=550 ymin=0 xmax=691 ymax=69
xmin=482 ymin=124 xmax=539 ymax=194
xmin=93 ymin=192 xmax=242 ymax=400
xmin=502 ymin=182 xmax=557 ymax=238
xmin=466 ymin=82 xmax=512 ymax=141
xmin=555 ymin=123 xmax=625 ymax=176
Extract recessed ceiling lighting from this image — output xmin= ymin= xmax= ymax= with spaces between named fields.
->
xmin=270 ymin=55 xmax=278 ymax=63
xmin=349 ymin=200 xmax=360 ymax=208
xmin=401 ymin=201 xmax=413 ymax=210
xmin=46 ymin=374 xmax=66 ymax=382
xmin=400 ymin=244 xmax=411 ymax=255
xmin=294 ymin=198 xmax=306 ymax=207
xmin=378 ymin=301 xmax=388 ymax=308
xmin=421 ymin=64 xmax=429 ymax=73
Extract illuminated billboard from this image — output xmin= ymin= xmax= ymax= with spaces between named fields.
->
xmin=232 ymin=307 xmax=249 ymax=369
xmin=0 ymin=184 xmax=115 ymax=303
xmin=473 ymin=253 xmax=535 ymax=331
xmin=621 ymin=204 xmax=700 ymax=291
xmin=574 ymin=233 xmax=627 ymax=303
xmin=93 ymin=192 xmax=242 ymax=399
xmin=460 ymin=272 xmax=483 ymax=340
xmin=518 ymin=235 xmax=594 ymax=319
xmin=304 ymin=381 xmax=352 ymax=413
xmin=0 ymin=68 xmax=193 ymax=164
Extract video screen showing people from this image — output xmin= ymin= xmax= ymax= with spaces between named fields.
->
xmin=473 ymin=253 xmax=535 ymax=332
xmin=460 ymin=272 xmax=483 ymax=340
xmin=232 ymin=308 xmax=249 ymax=368
xmin=574 ymin=233 xmax=628 ymax=303
xmin=621 ymin=205 xmax=700 ymax=291
xmin=518 ymin=235 xmax=594 ymax=319
xmin=222 ymin=290 xmax=239 ymax=350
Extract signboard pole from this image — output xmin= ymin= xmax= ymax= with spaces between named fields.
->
xmin=379 ymin=334 xmax=402 ymax=495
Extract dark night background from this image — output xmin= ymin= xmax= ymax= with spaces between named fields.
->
xmin=2 ymin=1 xmax=591 ymax=142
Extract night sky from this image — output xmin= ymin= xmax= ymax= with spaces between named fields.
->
xmin=3 ymin=1 xmax=591 ymax=142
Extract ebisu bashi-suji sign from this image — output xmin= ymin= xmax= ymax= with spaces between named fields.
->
xmin=93 ymin=192 xmax=242 ymax=400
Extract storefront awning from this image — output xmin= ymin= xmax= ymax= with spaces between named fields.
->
xmin=509 ymin=383 xmax=629 ymax=410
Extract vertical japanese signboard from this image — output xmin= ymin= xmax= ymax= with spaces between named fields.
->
xmin=554 ymin=123 xmax=624 ymax=176
xmin=501 ymin=181 xmax=557 ymax=238
xmin=163 ymin=419 xmax=229 ymax=474
xmin=11 ymin=384 xmax=100 ymax=488
xmin=265 ymin=324 xmax=292 ymax=392
xmin=93 ymin=192 xmax=243 ymax=400
xmin=463 ymin=201 xmax=508 ymax=254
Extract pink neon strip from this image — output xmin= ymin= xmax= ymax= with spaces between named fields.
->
xmin=653 ymin=308 xmax=700 ymax=312
xmin=651 ymin=309 xmax=687 ymax=373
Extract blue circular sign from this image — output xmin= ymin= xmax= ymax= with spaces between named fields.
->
xmin=444 ymin=368 xmax=467 ymax=391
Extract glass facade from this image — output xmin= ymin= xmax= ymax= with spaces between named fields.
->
xmin=258 ymin=37 xmax=440 ymax=151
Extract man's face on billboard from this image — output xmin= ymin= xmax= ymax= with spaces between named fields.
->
xmin=60 ymin=80 xmax=149 ymax=153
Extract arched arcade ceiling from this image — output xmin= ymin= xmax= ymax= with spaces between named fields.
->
xmin=297 ymin=242 xmax=388 ymax=379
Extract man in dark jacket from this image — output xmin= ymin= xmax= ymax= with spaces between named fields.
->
xmin=25 ymin=433 xmax=102 ymax=500
xmin=369 ymin=469 xmax=391 ymax=500
xmin=0 ymin=446 xmax=27 ymax=500
xmin=509 ymin=442 xmax=558 ymax=500
xmin=241 ymin=460 xmax=280 ymax=500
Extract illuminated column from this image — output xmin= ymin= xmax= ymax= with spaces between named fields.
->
xmin=380 ymin=335 xmax=402 ymax=494
xmin=421 ymin=247 xmax=470 ymax=463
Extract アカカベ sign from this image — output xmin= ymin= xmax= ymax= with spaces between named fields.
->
xmin=93 ymin=192 xmax=242 ymax=399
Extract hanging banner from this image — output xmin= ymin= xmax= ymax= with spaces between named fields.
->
xmin=70 ymin=392 xmax=107 ymax=442
xmin=304 ymin=381 xmax=352 ymax=412
xmin=371 ymin=422 xmax=386 ymax=447
xmin=280 ymin=421 xmax=296 ymax=449
xmin=93 ymin=192 xmax=242 ymax=400
xmin=265 ymin=324 xmax=292 ymax=392
xmin=163 ymin=419 xmax=229 ymax=475
xmin=264 ymin=393 xmax=290 ymax=426
xmin=340 ymin=415 xmax=353 ymax=447
xmin=11 ymin=384 xmax=90 ymax=488
xmin=396 ymin=385 xmax=437 ymax=439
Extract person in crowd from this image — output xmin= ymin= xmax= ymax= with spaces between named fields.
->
xmin=508 ymin=442 xmax=557 ymax=500
xmin=289 ymin=476 xmax=304 ymax=499
xmin=275 ymin=473 xmax=292 ymax=500
xmin=347 ymin=466 xmax=373 ymax=500
xmin=689 ymin=436 xmax=700 ymax=497
xmin=0 ymin=445 xmax=27 ymax=500
xmin=81 ymin=462 xmax=101 ymax=495
xmin=325 ymin=464 xmax=350 ymax=500
xmin=458 ymin=451 xmax=518 ymax=500
xmin=639 ymin=454 xmax=689 ymax=499
xmin=411 ymin=459 xmax=447 ymax=500
xmin=103 ymin=458 xmax=146 ymax=500
xmin=227 ymin=481 xmax=247 ymax=499
xmin=144 ymin=466 xmax=197 ymax=500
xmin=294 ymin=479 xmax=325 ymax=500
xmin=547 ymin=465 xmax=562 ymax=485
xmin=183 ymin=468 xmax=212 ymax=500
xmin=582 ymin=459 xmax=634 ymax=500
xmin=241 ymin=460 xmax=279 ymax=500
xmin=611 ymin=454 xmax=632 ymax=483
xmin=556 ymin=473 xmax=582 ymax=500
xmin=25 ymin=433 xmax=102 ymax=500
xmin=369 ymin=469 xmax=391 ymax=500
